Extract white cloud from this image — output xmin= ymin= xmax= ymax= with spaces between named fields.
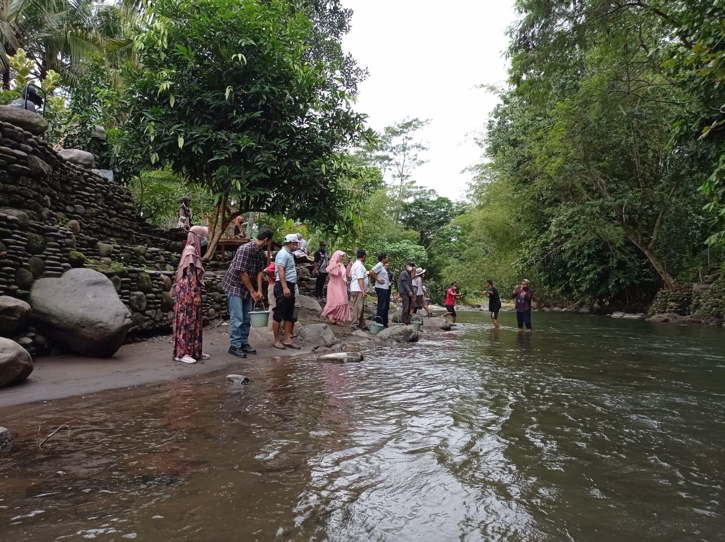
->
xmin=342 ymin=0 xmax=518 ymax=201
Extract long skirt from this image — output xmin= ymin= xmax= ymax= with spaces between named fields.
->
xmin=173 ymin=266 xmax=203 ymax=359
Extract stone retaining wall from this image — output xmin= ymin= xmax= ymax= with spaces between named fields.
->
xmin=647 ymin=274 xmax=724 ymax=326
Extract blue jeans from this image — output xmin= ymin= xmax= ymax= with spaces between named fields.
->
xmin=228 ymin=294 xmax=252 ymax=348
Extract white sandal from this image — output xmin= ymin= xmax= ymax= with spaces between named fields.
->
xmin=201 ymin=353 xmax=211 ymax=360
xmin=174 ymin=355 xmax=197 ymax=364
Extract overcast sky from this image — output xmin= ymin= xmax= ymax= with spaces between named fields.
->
xmin=342 ymin=1 xmax=519 ymax=201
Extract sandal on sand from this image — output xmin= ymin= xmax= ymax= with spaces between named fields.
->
xmin=284 ymin=343 xmax=301 ymax=350
xmin=273 ymin=343 xmax=286 ymax=350
xmin=174 ymin=355 xmax=197 ymax=364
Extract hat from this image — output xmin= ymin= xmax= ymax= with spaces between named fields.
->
xmin=284 ymin=233 xmax=298 ymax=243
xmin=416 ymin=267 xmax=426 ymax=276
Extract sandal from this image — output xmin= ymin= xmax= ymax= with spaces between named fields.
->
xmin=201 ymin=353 xmax=211 ymax=360
xmin=284 ymin=343 xmax=301 ymax=350
xmin=273 ymin=343 xmax=286 ymax=350
xmin=174 ymin=355 xmax=197 ymax=364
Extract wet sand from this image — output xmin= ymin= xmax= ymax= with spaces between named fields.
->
xmin=0 ymin=325 xmax=312 ymax=409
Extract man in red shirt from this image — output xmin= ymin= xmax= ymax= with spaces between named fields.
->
xmin=443 ymin=281 xmax=463 ymax=323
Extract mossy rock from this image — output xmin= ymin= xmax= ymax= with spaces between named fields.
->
xmin=129 ymin=291 xmax=147 ymax=311
xmin=137 ymin=273 xmax=153 ymax=293
xmin=68 ymin=250 xmax=87 ymax=268
xmin=165 ymin=264 xmax=175 ymax=272
xmin=26 ymin=233 xmax=47 ymax=255
xmin=28 ymin=256 xmax=44 ymax=278
xmin=15 ymin=267 xmax=35 ymax=289
xmin=162 ymin=275 xmax=172 ymax=291
xmin=97 ymin=242 xmax=114 ymax=257
xmin=133 ymin=245 xmax=148 ymax=257
xmin=110 ymin=261 xmax=126 ymax=273
xmin=161 ymin=291 xmax=174 ymax=311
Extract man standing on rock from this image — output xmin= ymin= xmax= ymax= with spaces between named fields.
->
xmin=313 ymin=241 xmax=329 ymax=300
xmin=370 ymin=252 xmax=391 ymax=327
xmin=349 ymin=249 xmax=368 ymax=330
xmin=512 ymin=279 xmax=534 ymax=332
xmin=223 ymin=228 xmax=275 ymax=358
xmin=398 ymin=263 xmax=416 ymax=325
xmin=273 ymin=234 xmax=301 ymax=350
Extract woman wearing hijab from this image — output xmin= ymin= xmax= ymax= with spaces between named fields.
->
xmin=173 ymin=225 xmax=209 ymax=364
xmin=321 ymin=250 xmax=350 ymax=325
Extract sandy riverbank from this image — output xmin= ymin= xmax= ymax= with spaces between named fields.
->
xmin=0 ymin=325 xmax=315 ymax=409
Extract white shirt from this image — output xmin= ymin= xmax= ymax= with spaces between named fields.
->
xmin=371 ymin=261 xmax=389 ymax=290
xmin=349 ymin=260 xmax=368 ymax=293
xmin=413 ymin=276 xmax=424 ymax=296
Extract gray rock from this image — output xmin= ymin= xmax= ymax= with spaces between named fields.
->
xmin=352 ymin=329 xmax=372 ymax=340
xmin=0 ymin=208 xmax=29 ymax=226
xmin=296 ymin=294 xmax=322 ymax=313
xmin=129 ymin=291 xmax=147 ymax=311
xmin=27 ymin=155 xmax=52 ymax=177
xmin=0 ymin=337 xmax=33 ymax=387
xmin=377 ymin=325 xmax=420 ymax=343
xmin=66 ymin=220 xmax=81 ymax=234
xmin=0 ymin=296 xmax=31 ymax=337
xmin=97 ymin=242 xmax=114 ymax=257
xmin=318 ymin=351 xmax=364 ymax=363
xmin=423 ymin=316 xmax=452 ymax=331
xmin=0 ymin=105 xmax=49 ymax=135
xmin=30 ymin=268 xmax=131 ymax=357
xmin=0 ymin=426 xmax=14 ymax=453
xmin=91 ymin=169 xmax=114 ymax=182
xmin=646 ymin=313 xmax=685 ymax=324
xmin=58 ymin=149 xmax=96 ymax=169
xmin=298 ymin=323 xmax=338 ymax=347
xmin=91 ymin=125 xmax=106 ymax=140
xmin=226 ymin=374 xmax=250 ymax=385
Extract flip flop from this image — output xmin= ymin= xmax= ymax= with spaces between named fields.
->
xmin=283 ymin=343 xmax=301 ymax=350
xmin=273 ymin=343 xmax=286 ymax=350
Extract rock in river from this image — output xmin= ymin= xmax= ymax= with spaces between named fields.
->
xmin=30 ymin=268 xmax=131 ymax=357
xmin=298 ymin=323 xmax=338 ymax=347
xmin=318 ymin=352 xmax=363 ymax=363
xmin=376 ymin=325 xmax=420 ymax=343
xmin=0 ymin=337 xmax=33 ymax=387
xmin=0 ymin=426 xmax=14 ymax=453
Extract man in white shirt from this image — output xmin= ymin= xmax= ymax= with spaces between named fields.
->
xmin=349 ymin=248 xmax=368 ymax=330
xmin=370 ymin=252 xmax=390 ymax=327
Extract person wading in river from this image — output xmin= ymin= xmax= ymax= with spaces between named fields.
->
xmin=485 ymin=279 xmax=502 ymax=328
xmin=512 ymin=279 xmax=534 ymax=332
xmin=398 ymin=263 xmax=416 ymax=325
xmin=349 ymin=249 xmax=369 ymax=330
xmin=443 ymin=281 xmax=463 ymax=323
xmin=172 ymin=226 xmax=209 ymax=364
xmin=273 ymin=234 xmax=302 ymax=349
xmin=222 ymin=227 xmax=274 ymax=358
xmin=370 ymin=252 xmax=391 ymax=327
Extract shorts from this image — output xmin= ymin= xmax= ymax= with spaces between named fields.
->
xmin=490 ymin=306 xmax=501 ymax=320
xmin=445 ymin=304 xmax=456 ymax=316
xmin=516 ymin=310 xmax=532 ymax=329
xmin=273 ymin=282 xmax=297 ymax=323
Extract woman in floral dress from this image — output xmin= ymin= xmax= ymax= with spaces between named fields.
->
xmin=173 ymin=225 xmax=209 ymax=364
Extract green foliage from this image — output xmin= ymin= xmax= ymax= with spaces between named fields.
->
xmin=129 ymin=169 xmax=216 ymax=228
xmin=115 ymin=0 xmax=365 ymax=227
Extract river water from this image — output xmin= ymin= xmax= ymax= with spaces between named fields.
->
xmin=1 ymin=312 xmax=724 ymax=541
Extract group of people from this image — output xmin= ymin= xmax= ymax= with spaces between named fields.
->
xmin=171 ymin=224 xmax=537 ymax=364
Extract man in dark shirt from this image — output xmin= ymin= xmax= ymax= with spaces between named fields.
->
xmin=485 ymin=279 xmax=502 ymax=328
xmin=313 ymin=241 xmax=329 ymax=299
xmin=398 ymin=262 xmax=415 ymax=325
xmin=512 ymin=279 xmax=533 ymax=331
xmin=222 ymin=228 xmax=274 ymax=357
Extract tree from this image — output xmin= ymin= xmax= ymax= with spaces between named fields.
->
xmin=116 ymin=0 xmax=366 ymax=257
xmin=399 ymin=187 xmax=462 ymax=248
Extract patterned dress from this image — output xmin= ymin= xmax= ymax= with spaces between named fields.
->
xmin=173 ymin=266 xmax=203 ymax=359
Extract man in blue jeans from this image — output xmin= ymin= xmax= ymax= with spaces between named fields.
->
xmin=222 ymin=227 xmax=274 ymax=357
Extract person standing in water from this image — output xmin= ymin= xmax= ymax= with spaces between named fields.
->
xmin=512 ymin=279 xmax=534 ymax=331
xmin=443 ymin=281 xmax=463 ymax=323
xmin=485 ymin=279 xmax=502 ymax=328
xmin=172 ymin=226 xmax=209 ymax=364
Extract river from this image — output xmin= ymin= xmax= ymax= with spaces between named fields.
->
xmin=1 ymin=312 xmax=724 ymax=541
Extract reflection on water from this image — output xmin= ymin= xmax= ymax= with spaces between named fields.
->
xmin=1 ymin=312 xmax=724 ymax=541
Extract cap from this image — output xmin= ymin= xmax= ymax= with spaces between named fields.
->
xmin=284 ymin=234 xmax=298 ymax=243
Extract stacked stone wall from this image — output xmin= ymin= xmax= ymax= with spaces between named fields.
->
xmin=0 ymin=119 xmax=231 ymax=354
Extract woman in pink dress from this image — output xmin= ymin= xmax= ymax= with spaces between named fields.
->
xmin=321 ymin=250 xmax=350 ymax=325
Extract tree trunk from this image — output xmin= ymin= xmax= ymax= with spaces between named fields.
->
xmin=1 ymin=65 xmax=10 ymax=90
xmin=628 ymin=234 xmax=676 ymax=289
xmin=203 ymin=195 xmax=241 ymax=260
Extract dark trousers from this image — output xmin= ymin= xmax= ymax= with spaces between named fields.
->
xmin=315 ymin=272 xmax=328 ymax=298
xmin=516 ymin=310 xmax=532 ymax=329
xmin=401 ymin=294 xmax=413 ymax=324
xmin=375 ymin=287 xmax=391 ymax=327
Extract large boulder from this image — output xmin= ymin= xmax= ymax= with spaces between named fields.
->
xmin=0 ymin=295 xmax=31 ymax=337
xmin=298 ymin=323 xmax=338 ymax=347
xmin=58 ymin=149 xmax=96 ymax=169
xmin=0 ymin=337 xmax=33 ymax=387
xmin=422 ymin=316 xmax=452 ymax=331
xmin=296 ymin=294 xmax=322 ymax=313
xmin=0 ymin=105 xmax=48 ymax=135
xmin=30 ymin=268 xmax=131 ymax=357
xmin=377 ymin=325 xmax=420 ymax=343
